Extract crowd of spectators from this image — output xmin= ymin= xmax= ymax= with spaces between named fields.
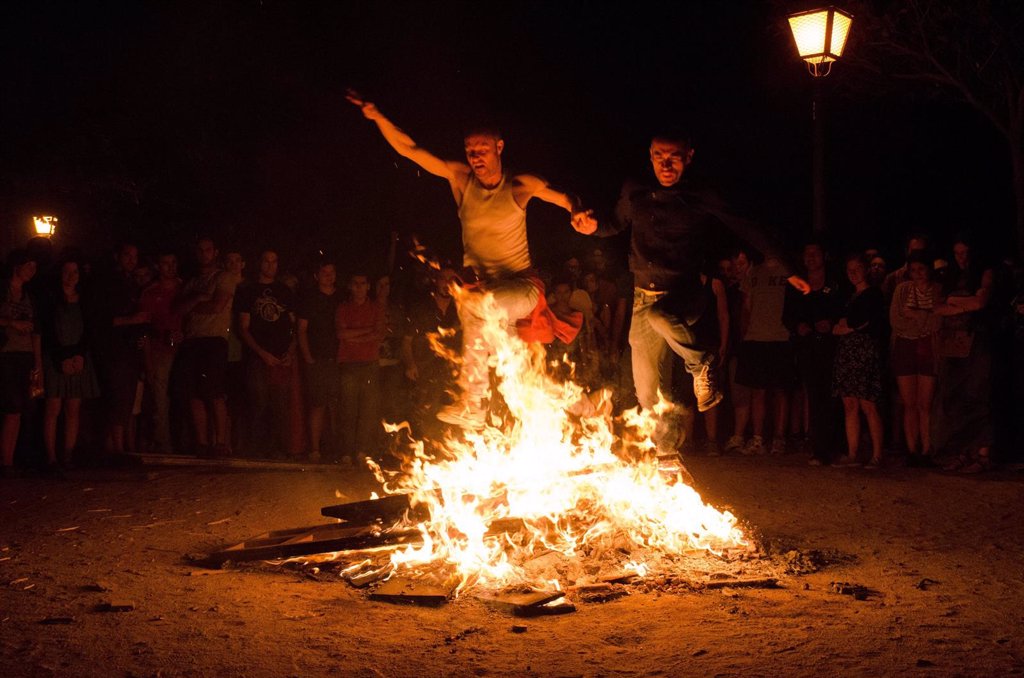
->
xmin=2 ymin=231 xmax=1023 ymax=477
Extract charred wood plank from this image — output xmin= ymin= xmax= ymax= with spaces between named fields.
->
xmin=204 ymin=524 xmax=422 ymax=565
xmin=369 ymin=576 xmax=455 ymax=606
xmin=320 ymin=494 xmax=428 ymax=526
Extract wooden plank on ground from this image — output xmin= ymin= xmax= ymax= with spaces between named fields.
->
xmin=127 ymin=453 xmax=329 ymax=472
xmin=204 ymin=523 xmax=422 ymax=565
xmin=369 ymin=576 xmax=456 ymax=606
xmin=474 ymin=589 xmax=564 ymax=612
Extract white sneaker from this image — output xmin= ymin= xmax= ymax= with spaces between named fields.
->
xmin=724 ymin=435 xmax=745 ymax=454
xmin=770 ymin=438 xmax=787 ymax=455
xmin=743 ymin=435 xmax=767 ymax=456
xmin=437 ymin=400 xmax=487 ymax=429
xmin=694 ymin=363 xmax=723 ymax=413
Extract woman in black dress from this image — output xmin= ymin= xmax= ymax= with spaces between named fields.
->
xmin=832 ymin=254 xmax=886 ymax=468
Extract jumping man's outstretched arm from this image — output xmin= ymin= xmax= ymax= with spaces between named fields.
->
xmin=512 ymin=174 xmax=596 ymax=232
xmin=346 ymin=90 xmax=467 ymax=186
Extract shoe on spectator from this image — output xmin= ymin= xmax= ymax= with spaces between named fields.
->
xmin=742 ymin=435 xmax=766 ymax=456
xmin=770 ymin=438 xmax=786 ymax=455
xmin=693 ymin=363 xmax=723 ymax=413
xmin=211 ymin=443 xmax=232 ymax=458
xmin=724 ymin=435 xmax=745 ymax=454
xmin=864 ymin=457 xmax=882 ymax=470
xmin=834 ymin=455 xmax=860 ymax=468
xmin=807 ymin=458 xmax=823 ymax=466
xmin=1 ymin=465 xmax=21 ymax=479
xmin=704 ymin=440 xmax=721 ymax=457
xmin=437 ymin=400 xmax=487 ymax=429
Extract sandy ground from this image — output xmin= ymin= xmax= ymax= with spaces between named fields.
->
xmin=1 ymin=454 xmax=1022 ymax=678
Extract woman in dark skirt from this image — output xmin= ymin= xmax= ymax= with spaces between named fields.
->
xmin=40 ymin=259 xmax=99 ymax=469
xmin=832 ymin=254 xmax=886 ymax=468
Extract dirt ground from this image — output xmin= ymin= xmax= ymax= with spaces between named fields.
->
xmin=1 ymin=454 xmax=1022 ymax=678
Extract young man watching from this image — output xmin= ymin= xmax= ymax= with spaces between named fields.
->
xmin=297 ymin=260 xmax=342 ymax=462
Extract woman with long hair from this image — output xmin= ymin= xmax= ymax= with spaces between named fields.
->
xmin=0 ymin=250 xmax=42 ymax=476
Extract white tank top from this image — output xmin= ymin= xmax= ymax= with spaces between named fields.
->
xmin=458 ymin=173 xmax=531 ymax=277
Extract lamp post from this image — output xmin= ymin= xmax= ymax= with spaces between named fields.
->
xmin=32 ymin=215 xmax=58 ymax=238
xmin=787 ymin=6 xmax=853 ymax=234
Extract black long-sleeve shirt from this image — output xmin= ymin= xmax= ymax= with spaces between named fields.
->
xmin=594 ymin=178 xmax=791 ymax=294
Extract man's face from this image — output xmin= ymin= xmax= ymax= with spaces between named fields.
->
xmin=909 ymin=262 xmax=929 ymax=283
xmin=869 ymin=257 xmax=887 ymax=280
xmin=733 ymin=252 xmax=751 ymax=277
xmin=717 ymin=258 xmax=736 ymax=283
xmin=554 ymin=283 xmax=572 ymax=306
xmin=259 ymin=251 xmax=279 ymax=280
xmin=225 ymin=252 xmax=245 ymax=277
xmin=846 ymin=259 xmax=866 ymax=286
xmin=375 ymin=275 xmax=390 ymax=300
xmin=565 ymin=258 xmax=582 ymax=278
xmin=117 ymin=245 xmax=139 ymax=274
xmin=61 ymin=261 xmax=79 ymax=288
xmin=802 ymin=245 xmax=824 ymax=273
xmin=157 ymin=254 xmax=178 ymax=280
xmin=349 ymin=275 xmax=370 ymax=300
xmin=435 ymin=268 xmax=457 ymax=297
xmin=649 ymin=139 xmax=693 ymax=187
xmin=316 ymin=264 xmax=336 ymax=288
xmin=953 ymin=242 xmax=969 ymax=269
xmin=196 ymin=240 xmax=218 ymax=267
xmin=463 ymin=135 xmax=503 ymax=180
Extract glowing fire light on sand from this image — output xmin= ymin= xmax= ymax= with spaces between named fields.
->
xmin=366 ymin=285 xmax=748 ymax=595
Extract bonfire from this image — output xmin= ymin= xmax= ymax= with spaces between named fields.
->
xmin=362 ymin=283 xmax=749 ymax=596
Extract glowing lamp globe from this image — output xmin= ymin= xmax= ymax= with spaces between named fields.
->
xmin=33 ymin=215 xmax=58 ymax=237
xmin=788 ymin=6 xmax=853 ymax=77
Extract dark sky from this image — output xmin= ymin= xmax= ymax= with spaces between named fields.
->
xmin=0 ymin=0 xmax=1013 ymax=270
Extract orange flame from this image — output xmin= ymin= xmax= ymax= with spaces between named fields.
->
xmin=373 ymin=285 xmax=747 ymax=593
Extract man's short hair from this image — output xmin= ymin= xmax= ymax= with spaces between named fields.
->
xmin=463 ymin=123 xmax=503 ymax=140
xmin=650 ymin=126 xmax=693 ymax=150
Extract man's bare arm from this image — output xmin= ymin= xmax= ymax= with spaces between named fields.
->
xmin=347 ymin=90 xmax=467 ymax=184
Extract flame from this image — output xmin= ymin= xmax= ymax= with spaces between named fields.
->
xmin=372 ymin=285 xmax=747 ymax=593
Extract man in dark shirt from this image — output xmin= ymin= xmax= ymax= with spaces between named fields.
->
xmin=574 ymin=132 xmax=809 ymax=432
xmin=297 ymin=260 xmax=342 ymax=462
xmin=236 ymin=250 xmax=296 ymax=458
xmin=402 ymin=266 xmax=462 ymax=438
xmin=91 ymin=242 xmax=151 ymax=456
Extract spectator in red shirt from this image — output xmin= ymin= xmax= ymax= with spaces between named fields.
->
xmin=336 ymin=272 xmax=385 ymax=467
xmin=139 ymin=252 xmax=182 ymax=453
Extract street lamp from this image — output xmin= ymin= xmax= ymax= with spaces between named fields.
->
xmin=787 ymin=6 xmax=853 ymax=233
xmin=32 ymin=215 xmax=58 ymax=238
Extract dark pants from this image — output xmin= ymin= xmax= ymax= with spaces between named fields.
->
xmin=340 ymin=361 xmax=380 ymax=460
xmin=246 ymin=358 xmax=291 ymax=457
xmin=933 ymin=332 xmax=993 ymax=455
xmin=794 ymin=335 xmax=839 ymax=462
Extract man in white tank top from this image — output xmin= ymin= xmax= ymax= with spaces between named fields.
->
xmin=348 ymin=91 xmax=591 ymax=428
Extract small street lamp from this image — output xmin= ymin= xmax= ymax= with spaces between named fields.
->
xmin=32 ymin=215 xmax=58 ymax=238
xmin=787 ymin=6 xmax=853 ymax=233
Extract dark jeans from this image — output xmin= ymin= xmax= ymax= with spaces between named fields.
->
xmin=245 ymin=358 xmax=291 ymax=457
xmin=340 ymin=361 xmax=380 ymax=459
xmin=794 ymin=335 xmax=839 ymax=462
xmin=933 ymin=332 xmax=993 ymax=454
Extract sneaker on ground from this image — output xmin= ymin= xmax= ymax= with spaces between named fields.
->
xmin=724 ymin=435 xmax=745 ymax=454
xmin=770 ymin=438 xmax=786 ymax=455
xmin=693 ymin=363 xmax=723 ymax=413
xmin=704 ymin=440 xmax=722 ymax=457
xmin=742 ymin=435 xmax=766 ymax=456
xmin=437 ymin=401 xmax=487 ymax=429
